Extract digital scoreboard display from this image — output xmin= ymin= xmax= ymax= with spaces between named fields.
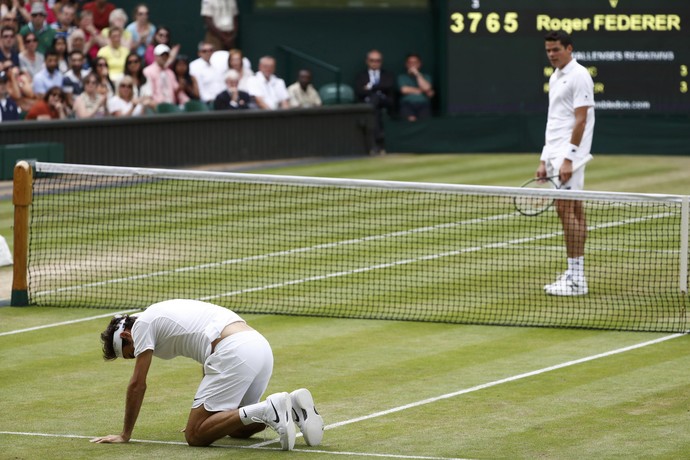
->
xmin=445 ymin=0 xmax=690 ymax=114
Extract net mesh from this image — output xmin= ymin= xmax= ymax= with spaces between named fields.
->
xmin=26 ymin=163 xmax=689 ymax=332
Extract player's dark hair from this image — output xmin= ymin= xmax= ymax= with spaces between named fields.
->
xmin=100 ymin=314 xmax=137 ymax=360
xmin=544 ymin=31 xmax=573 ymax=48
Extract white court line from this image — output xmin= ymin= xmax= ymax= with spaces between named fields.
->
xmin=0 ymin=309 xmax=140 ymax=337
xmin=33 ymin=210 xmax=674 ymax=301
xmin=1 ymin=332 xmax=684 ymax=457
xmin=0 ymin=431 xmax=470 ymax=459
xmin=201 ymin=211 xmax=674 ymax=302
xmin=249 ymin=332 xmax=686 ymax=449
xmin=33 ymin=212 xmax=517 ymax=297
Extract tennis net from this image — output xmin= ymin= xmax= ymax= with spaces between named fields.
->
xmin=21 ymin=162 xmax=689 ymax=332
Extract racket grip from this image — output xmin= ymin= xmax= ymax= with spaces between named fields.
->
xmin=571 ymin=154 xmax=593 ymax=172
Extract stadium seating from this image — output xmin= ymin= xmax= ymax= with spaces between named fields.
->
xmin=318 ymin=83 xmax=355 ymax=105
xmin=156 ymin=102 xmax=182 ymax=114
xmin=184 ymin=100 xmax=211 ymax=112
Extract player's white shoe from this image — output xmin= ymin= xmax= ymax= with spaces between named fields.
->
xmin=544 ymin=273 xmax=588 ymax=296
xmin=260 ymin=392 xmax=296 ymax=451
xmin=290 ymin=388 xmax=324 ymax=446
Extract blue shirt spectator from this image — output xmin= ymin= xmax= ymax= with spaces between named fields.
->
xmin=32 ymin=50 xmax=63 ymax=97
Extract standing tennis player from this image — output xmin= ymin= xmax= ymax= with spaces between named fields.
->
xmin=538 ymin=31 xmax=595 ymax=296
xmin=90 ymin=299 xmax=324 ymax=450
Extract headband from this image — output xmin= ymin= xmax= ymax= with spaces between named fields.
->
xmin=112 ymin=315 xmax=127 ymax=359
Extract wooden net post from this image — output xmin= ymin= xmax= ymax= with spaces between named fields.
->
xmin=11 ymin=161 xmax=32 ymax=306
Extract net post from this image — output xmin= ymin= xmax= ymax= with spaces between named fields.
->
xmin=11 ymin=161 xmax=33 ymax=306
xmin=680 ymin=195 xmax=689 ymax=295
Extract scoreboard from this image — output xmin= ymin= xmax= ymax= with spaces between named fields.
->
xmin=444 ymin=0 xmax=690 ymax=114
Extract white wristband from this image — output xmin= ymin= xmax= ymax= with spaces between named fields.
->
xmin=565 ymin=143 xmax=578 ymax=161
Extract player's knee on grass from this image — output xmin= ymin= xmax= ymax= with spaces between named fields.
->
xmin=185 ymin=428 xmax=212 ymax=447
xmin=229 ymin=423 xmax=266 ymax=439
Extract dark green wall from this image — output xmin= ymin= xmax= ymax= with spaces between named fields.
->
xmin=98 ymin=2 xmax=689 ymax=155
xmin=114 ymin=0 xmax=205 ymax=58
xmin=114 ymin=1 xmax=436 ymax=91
xmin=239 ymin=6 xmax=436 ymax=90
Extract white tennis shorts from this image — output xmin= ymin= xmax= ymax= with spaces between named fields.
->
xmin=546 ymin=155 xmax=586 ymax=191
xmin=192 ymin=330 xmax=274 ymax=412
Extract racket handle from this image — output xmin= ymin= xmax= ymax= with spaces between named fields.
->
xmin=571 ymin=153 xmax=593 ymax=172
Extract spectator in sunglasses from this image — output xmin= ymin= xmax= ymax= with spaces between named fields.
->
xmin=1 ymin=25 xmax=19 ymax=71
xmin=107 ymin=74 xmax=153 ymax=116
xmin=73 ymin=73 xmax=107 ymax=118
xmin=19 ymin=2 xmax=56 ymax=54
xmin=25 ymin=85 xmax=67 ymax=119
xmin=18 ymin=31 xmax=43 ymax=77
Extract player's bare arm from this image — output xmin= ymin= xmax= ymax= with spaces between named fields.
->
xmin=90 ymin=349 xmax=153 ymax=443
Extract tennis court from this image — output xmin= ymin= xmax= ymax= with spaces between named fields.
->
xmin=1 ymin=154 xmax=689 ymax=459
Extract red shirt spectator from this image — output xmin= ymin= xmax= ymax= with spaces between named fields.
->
xmin=81 ymin=0 xmax=116 ymax=31
xmin=25 ymin=87 xmax=68 ymax=119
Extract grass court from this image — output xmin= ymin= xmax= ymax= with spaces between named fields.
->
xmin=1 ymin=153 xmax=689 ymax=459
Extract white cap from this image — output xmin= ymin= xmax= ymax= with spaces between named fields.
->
xmin=154 ymin=44 xmax=171 ymax=56
xmin=31 ymin=1 xmax=47 ymax=15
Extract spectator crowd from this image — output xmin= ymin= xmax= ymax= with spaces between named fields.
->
xmin=0 ymin=0 xmax=435 ymax=150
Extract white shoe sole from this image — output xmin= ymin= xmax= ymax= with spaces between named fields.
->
xmin=291 ymin=388 xmax=324 ymax=446
xmin=546 ymin=289 xmax=588 ymax=296
xmin=545 ymin=284 xmax=588 ymax=296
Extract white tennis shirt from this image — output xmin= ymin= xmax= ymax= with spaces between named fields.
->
xmin=200 ymin=0 xmax=238 ymax=32
xmin=132 ymin=299 xmax=244 ymax=364
xmin=247 ymin=73 xmax=289 ymax=109
xmin=541 ymin=58 xmax=595 ymax=161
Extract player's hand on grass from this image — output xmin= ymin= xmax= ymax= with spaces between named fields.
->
xmin=90 ymin=434 xmax=129 ymax=443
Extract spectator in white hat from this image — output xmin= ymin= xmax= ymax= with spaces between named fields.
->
xmin=142 ymin=43 xmax=178 ymax=104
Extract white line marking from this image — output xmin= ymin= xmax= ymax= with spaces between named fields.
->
xmin=33 ymin=212 xmax=517 ymax=297
xmin=33 ymin=210 xmax=674 ymax=302
xmin=202 ymin=212 xmax=674 ymax=302
xmin=250 ymin=332 xmax=686 ymax=448
xmin=327 ymin=332 xmax=687 ymax=428
xmin=2 ymin=333 xmax=683 ymax=456
xmin=0 ymin=310 xmax=140 ymax=337
xmin=0 ymin=431 xmax=470 ymax=459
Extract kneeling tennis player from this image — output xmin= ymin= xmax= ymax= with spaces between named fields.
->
xmin=90 ymin=299 xmax=324 ymax=450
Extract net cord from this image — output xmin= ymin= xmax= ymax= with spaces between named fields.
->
xmin=681 ymin=195 xmax=689 ymax=294
xmin=34 ymin=162 xmax=686 ymax=204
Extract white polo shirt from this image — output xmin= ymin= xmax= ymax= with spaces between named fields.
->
xmin=189 ymin=57 xmax=225 ymax=103
xmin=200 ymin=0 xmax=238 ymax=32
xmin=247 ymin=73 xmax=289 ymax=110
xmin=132 ymin=299 xmax=244 ymax=364
xmin=541 ymin=58 xmax=595 ymax=161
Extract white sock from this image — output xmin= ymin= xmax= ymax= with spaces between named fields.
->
xmin=568 ymin=257 xmax=585 ymax=279
xmin=567 ymin=257 xmax=577 ymax=275
xmin=239 ymin=401 xmax=267 ymax=425
xmin=576 ymin=256 xmax=585 ymax=279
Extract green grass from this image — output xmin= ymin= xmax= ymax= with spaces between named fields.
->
xmin=22 ymin=154 xmax=689 ymax=332
xmin=1 ymin=311 xmax=689 ymax=459
xmin=254 ymin=153 xmax=690 ymax=194
xmin=2 ymin=153 xmax=690 ymax=459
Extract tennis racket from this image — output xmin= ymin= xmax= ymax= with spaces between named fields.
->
xmin=514 ymin=154 xmax=593 ymax=217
